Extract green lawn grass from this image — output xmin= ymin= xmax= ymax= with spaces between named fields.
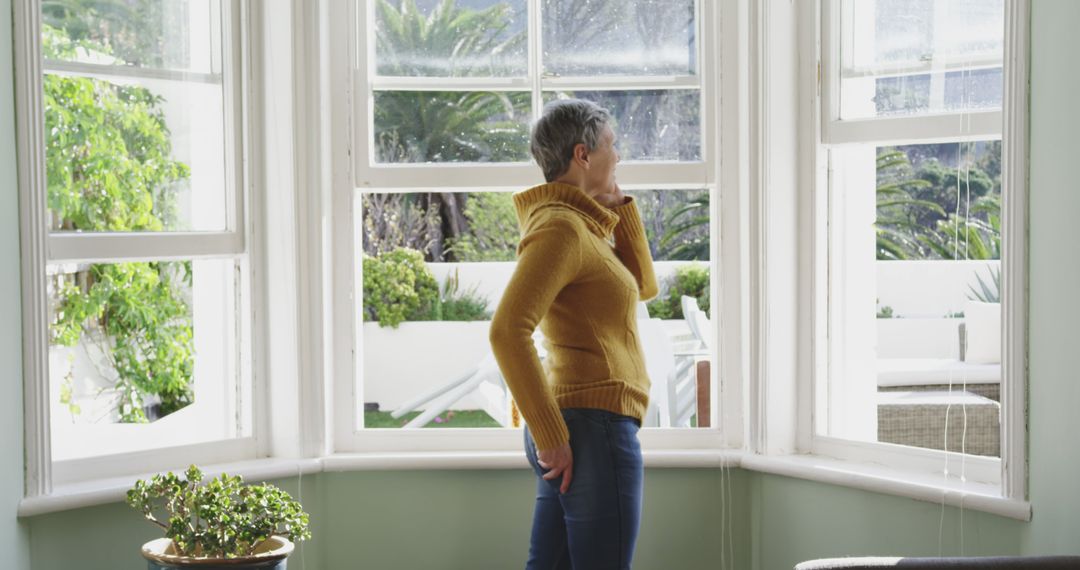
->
xmin=364 ymin=409 xmax=502 ymax=428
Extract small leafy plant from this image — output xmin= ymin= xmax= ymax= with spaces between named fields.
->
xmin=967 ymin=265 xmax=1001 ymax=303
xmin=127 ymin=465 xmax=311 ymax=559
xmin=430 ymin=269 xmax=491 ymax=322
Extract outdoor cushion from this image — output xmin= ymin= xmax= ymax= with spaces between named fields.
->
xmin=795 ymin=556 xmax=1080 ymax=569
xmin=964 ymin=300 xmax=1002 ymax=364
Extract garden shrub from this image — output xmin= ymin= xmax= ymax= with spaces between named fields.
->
xmin=363 ymin=251 xmax=492 ymax=326
xmin=362 ymin=248 xmax=440 ymax=328
xmin=647 ymin=264 xmax=710 ymax=320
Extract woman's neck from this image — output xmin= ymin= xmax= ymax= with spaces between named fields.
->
xmin=552 ymin=174 xmax=601 ymax=200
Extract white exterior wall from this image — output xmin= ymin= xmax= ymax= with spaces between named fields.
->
xmin=877 ymin=260 xmax=1001 ymax=319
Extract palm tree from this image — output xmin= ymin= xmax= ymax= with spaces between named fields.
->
xmin=658 ymin=193 xmax=709 ymax=261
xmin=875 ymin=149 xmax=1001 ymax=261
xmin=375 ymin=0 xmax=525 ymax=77
xmin=917 ymin=194 xmax=1001 ymax=260
xmin=875 ymin=149 xmax=943 ymax=260
xmin=372 ymin=0 xmax=528 ymax=261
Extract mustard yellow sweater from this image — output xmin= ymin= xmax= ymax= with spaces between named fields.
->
xmin=489 ymin=182 xmax=659 ymax=451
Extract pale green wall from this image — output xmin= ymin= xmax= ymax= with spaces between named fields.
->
xmin=9 ymin=2 xmax=1080 ymax=570
xmin=317 ymin=469 xmax=748 ymax=570
xmin=747 ymin=1 xmax=1080 ymax=569
xmin=1 ymin=0 xmax=32 ymax=567
xmin=26 ymin=469 xmax=747 ymax=570
xmin=28 ymin=476 xmax=325 ymax=570
xmin=1016 ymin=0 xmax=1080 ymax=554
xmin=748 ymin=474 xmax=1027 ymax=570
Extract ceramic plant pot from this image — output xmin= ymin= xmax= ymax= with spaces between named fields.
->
xmin=140 ymin=536 xmax=294 ymax=570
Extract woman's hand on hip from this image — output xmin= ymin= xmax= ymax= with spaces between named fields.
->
xmin=537 ymin=443 xmax=574 ymax=494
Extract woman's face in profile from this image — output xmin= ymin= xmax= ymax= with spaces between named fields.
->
xmin=584 ymin=125 xmax=621 ymax=195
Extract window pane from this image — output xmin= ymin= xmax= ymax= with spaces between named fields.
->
xmin=823 ymin=141 xmax=1002 ymax=457
xmin=42 ymin=1 xmax=228 ymax=232
xmin=542 ymin=0 xmax=696 ymax=77
xmin=358 ymin=190 xmax=716 ymax=430
xmin=544 ymin=91 xmax=701 ymax=161
xmin=374 ymin=91 xmax=531 ymax=163
xmin=840 ymin=0 xmax=1004 ymax=119
xmin=42 ymin=0 xmax=219 ymax=72
xmin=870 ymin=69 xmax=1003 ymax=117
xmin=375 ymin=0 xmax=527 ymax=77
xmin=48 ymin=259 xmax=245 ymax=461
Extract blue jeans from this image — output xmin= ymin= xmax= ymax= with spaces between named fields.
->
xmin=523 ymin=408 xmax=644 ymax=570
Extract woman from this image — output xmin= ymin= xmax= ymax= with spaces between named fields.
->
xmin=489 ymin=98 xmax=659 ymax=569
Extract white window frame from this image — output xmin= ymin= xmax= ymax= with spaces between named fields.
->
xmin=330 ymin=0 xmax=747 ymax=455
xmin=14 ymin=0 xmax=263 ymax=496
xmin=797 ymin=0 xmax=1029 ymax=502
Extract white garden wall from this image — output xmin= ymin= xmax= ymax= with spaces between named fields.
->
xmin=428 ymin=260 xmax=706 ymax=312
xmin=876 ymin=260 xmax=1000 ymax=319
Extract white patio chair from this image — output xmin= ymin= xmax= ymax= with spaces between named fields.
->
xmin=636 ymin=316 xmax=677 ymax=428
xmin=391 ymin=331 xmax=545 ymax=428
xmin=666 ymin=296 xmax=714 ymax=428
xmin=395 ymin=306 xmax=692 ymax=429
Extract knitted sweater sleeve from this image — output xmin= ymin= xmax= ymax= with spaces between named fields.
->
xmin=489 ymin=215 xmax=582 ymax=451
xmin=611 ymin=196 xmax=660 ymax=301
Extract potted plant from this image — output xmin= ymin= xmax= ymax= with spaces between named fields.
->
xmin=127 ymin=465 xmax=311 ymax=569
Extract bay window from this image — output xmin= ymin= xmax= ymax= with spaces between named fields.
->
xmin=335 ymin=0 xmax=727 ymax=453
xmin=807 ymin=0 xmax=1027 ymax=500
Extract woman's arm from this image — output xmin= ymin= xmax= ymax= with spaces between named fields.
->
xmin=489 ymin=215 xmax=583 ymax=451
xmin=610 ymin=196 xmax=660 ymax=301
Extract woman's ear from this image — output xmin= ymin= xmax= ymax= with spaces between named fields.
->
xmin=573 ymin=143 xmax=590 ymax=168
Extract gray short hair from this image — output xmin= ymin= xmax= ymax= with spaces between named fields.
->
xmin=530 ymin=99 xmax=611 ymax=182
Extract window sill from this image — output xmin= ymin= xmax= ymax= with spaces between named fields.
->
xmin=18 ymin=449 xmax=738 ymax=517
xmin=740 ymin=453 xmax=1031 ymax=521
xmin=18 ymin=449 xmax=1027 ymax=520
xmin=18 ymin=457 xmax=323 ymax=518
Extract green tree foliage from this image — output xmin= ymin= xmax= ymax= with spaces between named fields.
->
xmin=646 ymin=264 xmax=710 ymax=320
xmin=657 ymin=192 xmax=709 ymax=260
xmin=876 ymin=143 xmax=1001 ymax=261
xmin=44 ymin=24 xmax=195 ymax=423
xmin=875 ymin=149 xmax=940 ymax=260
xmin=361 ymin=193 xmax=442 ymax=258
xmin=370 ymin=0 xmax=530 ymax=262
xmin=919 ymin=194 xmax=1001 ymax=260
xmin=52 ymin=263 xmax=194 ymax=422
xmin=374 ymin=0 xmax=529 ymax=163
xmin=623 ymin=189 xmax=710 ymax=262
xmin=42 ymin=0 xmax=190 ymax=69
xmin=375 ymin=0 xmax=525 ymax=77
xmin=445 ymin=192 xmax=519 ymax=262
xmin=374 ymin=90 xmax=530 ymax=163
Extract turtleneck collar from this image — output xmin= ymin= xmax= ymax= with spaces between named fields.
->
xmin=512 ymin=182 xmax=619 ymax=238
